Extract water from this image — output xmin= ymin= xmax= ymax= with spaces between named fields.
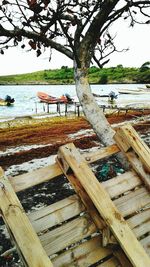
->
xmin=0 ymin=84 xmax=150 ymax=120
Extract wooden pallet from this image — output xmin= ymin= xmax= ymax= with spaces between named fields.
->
xmin=0 ymin=124 xmax=150 ymax=267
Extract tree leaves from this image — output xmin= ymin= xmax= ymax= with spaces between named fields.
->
xmin=36 ymin=49 xmax=41 ymax=57
xmin=28 ymin=40 xmax=37 ymax=50
xmin=27 ymin=0 xmax=43 ymax=14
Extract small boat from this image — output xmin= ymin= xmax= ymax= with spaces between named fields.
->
xmin=146 ymin=84 xmax=150 ymax=89
xmin=118 ymin=88 xmax=150 ymax=95
xmin=37 ymin=92 xmax=74 ymax=104
xmin=0 ymin=95 xmax=15 ymax=106
xmin=93 ymin=89 xmax=119 ymax=98
xmin=93 ymin=93 xmax=110 ymax=97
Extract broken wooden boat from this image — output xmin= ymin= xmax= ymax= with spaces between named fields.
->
xmin=0 ymin=123 xmax=150 ymax=267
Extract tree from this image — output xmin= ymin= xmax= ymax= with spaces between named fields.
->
xmin=140 ymin=61 xmax=150 ymax=72
xmin=0 ymin=0 xmax=150 ymax=146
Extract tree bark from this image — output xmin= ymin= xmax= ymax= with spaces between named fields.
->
xmin=74 ymin=66 xmax=115 ymax=146
xmin=74 ymin=65 xmax=129 ymax=170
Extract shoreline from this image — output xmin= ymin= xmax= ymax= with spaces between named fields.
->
xmin=1 ymin=111 xmax=150 ymax=171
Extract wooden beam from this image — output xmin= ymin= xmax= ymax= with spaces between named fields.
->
xmin=115 ymin=124 xmax=150 ymax=190
xmin=56 ymin=158 xmax=112 ymax=246
xmin=9 ymin=144 xmax=120 ymax=193
xmin=115 ymin=124 xmax=150 ymax=172
xmin=57 ymin=143 xmax=150 ymax=267
xmin=52 ymin=236 xmax=117 ymax=267
xmin=10 ymin=163 xmax=62 ymax=192
xmin=84 ymin=144 xmax=120 ymax=163
xmin=0 ymin=168 xmax=53 ymax=267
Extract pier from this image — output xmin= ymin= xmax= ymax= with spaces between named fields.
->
xmin=34 ymin=101 xmax=150 ymax=117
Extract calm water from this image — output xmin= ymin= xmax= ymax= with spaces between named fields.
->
xmin=0 ymin=84 xmax=150 ymax=120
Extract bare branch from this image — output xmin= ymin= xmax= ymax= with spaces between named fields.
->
xmin=0 ymin=0 xmax=149 ymax=67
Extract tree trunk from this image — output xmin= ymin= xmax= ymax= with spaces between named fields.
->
xmin=74 ymin=67 xmax=115 ymax=146
xmin=74 ymin=66 xmax=129 ymax=170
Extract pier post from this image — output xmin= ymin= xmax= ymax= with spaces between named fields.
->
xmin=65 ymin=103 xmax=68 ymax=116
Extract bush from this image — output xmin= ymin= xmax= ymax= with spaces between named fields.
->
xmin=99 ymin=74 xmax=108 ymax=84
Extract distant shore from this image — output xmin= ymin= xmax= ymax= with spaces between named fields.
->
xmin=0 ymin=66 xmax=149 ymax=85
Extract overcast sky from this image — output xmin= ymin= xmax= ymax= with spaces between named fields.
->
xmin=0 ymin=22 xmax=149 ymax=76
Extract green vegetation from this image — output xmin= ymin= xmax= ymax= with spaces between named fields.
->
xmin=0 ymin=65 xmax=149 ymax=85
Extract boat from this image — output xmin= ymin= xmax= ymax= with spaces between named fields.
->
xmin=146 ymin=84 xmax=150 ymax=89
xmin=37 ymin=91 xmax=74 ymax=104
xmin=0 ymin=95 xmax=15 ymax=106
xmin=93 ymin=92 xmax=110 ymax=97
xmin=118 ymin=88 xmax=150 ymax=95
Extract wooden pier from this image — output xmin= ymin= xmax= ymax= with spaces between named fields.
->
xmin=36 ymin=100 xmax=150 ymax=117
xmin=0 ymin=124 xmax=150 ymax=266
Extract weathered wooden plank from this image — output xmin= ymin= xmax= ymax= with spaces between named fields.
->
xmin=39 ymin=215 xmax=96 ymax=256
xmin=102 ymin=170 xmax=142 ymax=199
xmin=118 ymin=124 xmax=150 ymax=172
xmin=9 ymin=145 xmax=120 ymax=193
xmin=140 ymin=236 xmax=150 ymax=256
xmin=126 ymin=151 xmax=150 ymax=190
xmin=54 ymin=166 xmax=105 ymax=233
xmin=26 ymin=206 xmax=148 ymax=263
xmin=29 ymin=195 xmax=84 ymax=233
xmin=96 ymin=257 xmax=122 ymax=267
xmin=84 ymin=144 xmax=120 ymax=163
xmin=114 ymin=187 xmax=150 ymax=217
xmin=115 ymin=125 xmax=150 ymax=190
xmin=28 ymin=180 xmax=149 ymax=238
xmin=10 ymin=163 xmax=62 ymax=192
xmin=28 ymin=193 xmax=149 ymax=248
xmin=133 ymin=220 xmax=150 ymax=239
xmin=0 ymin=168 xmax=53 ymax=267
xmin=127 ymin=208 xmax=150 ymax=230
xmin=57 ymin=143 xmax=150 ymax=267
xmin=52 ymin=235 xmax=113 ymax=267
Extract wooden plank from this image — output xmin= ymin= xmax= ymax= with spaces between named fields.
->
xmin=118 ymin=124 xmax=150 ymax=172
xmin=126 ymin=152 xmax=150 ymax=190
xmin=9 ymin=145 xmax=120 ymax=193
xmin=115 ymin=125 xmax=150 ymax=190
xmin=54 ymin=165 xmax=105 ymax=231
xmin=84 ymin=144 xmax=120 ymax=163
xmin=28 ymin=192 xmax=149 ymax=244
xmin=29 ymin=195 xmax=84 ymax=233
xmin=133 ymin=220 xmax=150 ymax=239
xmin=114 ymin=187 xmax=150 ymax=217
xmin=10 ymin=163 xmax=62 ymax=192
xmin=0 ymin=168 xmax=53 ymax=267
xmin=28 ymin=176 xmax=148 ymax=237
xmin=140 ymin=236 xmax=150 ymax=256
xmin=52 ymin=235 xmax=113 ymax=267
xmin=57 ymin=143 xmax=150 ymax=267
xmin=97 ymin=257 xmax=122 ymax=267
xmin=102 ymin=170 xmax=142 ymax=199
xmin=39 ymin=215 xmax=97 ymax=256
xmin=127 ymin=208 xmax=150 ymax=230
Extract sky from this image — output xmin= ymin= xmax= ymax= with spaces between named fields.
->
xmin=0 ymin=22 xmax=149 ymax=76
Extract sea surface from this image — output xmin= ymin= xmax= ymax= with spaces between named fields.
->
xmin=0 ymin=84 xmax=150 ymax=120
